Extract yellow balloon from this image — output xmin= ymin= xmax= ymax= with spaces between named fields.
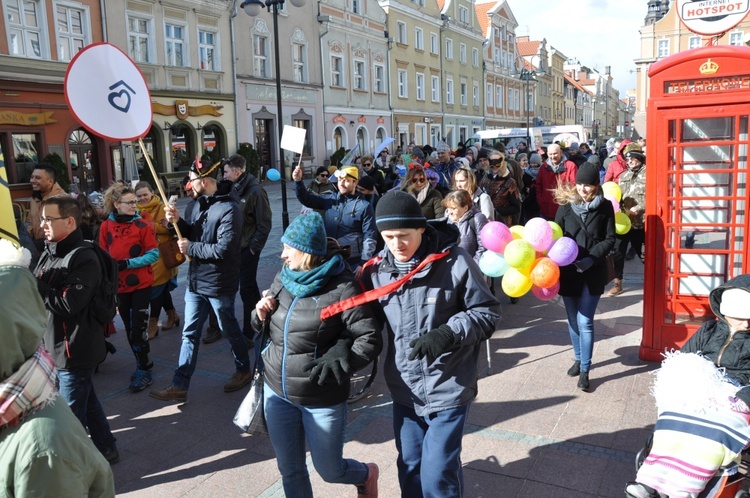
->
xmin=504 ymin=239 xmax=536 ymax=269
xmin=614 ymin=211 xmax=632 ymax=235
xmin=548 ymin=221 xmax=563 ymax=240
xmin=602 ymin=181 xmax=622 ymax=202
xmin=502 ymin=268 xmax=533 ymax=298
xmin=509 ymin=225 xmax=524 ymax=240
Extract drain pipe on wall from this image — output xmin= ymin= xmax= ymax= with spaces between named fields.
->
xmin=100 ymin=0 xmax=108 ymax=41
xmin=230 ymin=0 xmax=241 ymax=151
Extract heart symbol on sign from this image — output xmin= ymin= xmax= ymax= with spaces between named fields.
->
xmin=108 ymin=89 xmax=132 ymax=113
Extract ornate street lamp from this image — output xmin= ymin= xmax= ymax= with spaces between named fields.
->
xmin=513 ymin=55 xmax=545 ymax=150
xmin=241 ymin=0 xmax=307 ymax=230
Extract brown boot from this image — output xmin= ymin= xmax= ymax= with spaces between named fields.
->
xmin=607 ymin=278 xmax=624 ymax=297
xmin=147 ymin=317 xmax=160 ymax=340
xmin=163 ymin=309 xmax=180 ymax=330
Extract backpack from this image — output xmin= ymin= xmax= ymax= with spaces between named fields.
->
xmin=62 ymin=241 xmax=118 ymax=326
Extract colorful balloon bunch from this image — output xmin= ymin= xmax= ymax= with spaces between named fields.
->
xmin=602 ymin=181 xmax=631 ymax=235
xmin=478 ymin=218 xmax=579 ymax=301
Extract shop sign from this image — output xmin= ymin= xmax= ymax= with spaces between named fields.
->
xmin=677 ymin=0 xmax=750 ymax=36
xmin=0 ymin=111 xmax=56 ymax=126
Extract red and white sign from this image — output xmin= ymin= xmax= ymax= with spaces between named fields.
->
xmin=65 ymin=43 xmax=153 ymax=141
xmin=625 ymin=121 xmax=630 ymax=126
xmin=677 ymin=0 xmax=750 ymax=36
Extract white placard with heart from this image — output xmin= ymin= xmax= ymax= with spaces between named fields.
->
xmin=65 ymin=43 xmax=153 ymax=141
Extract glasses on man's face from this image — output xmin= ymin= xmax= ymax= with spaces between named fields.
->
xmin=119 ymin=200 xmax=138 ymax=206
xmin=40 ymin=216 xmax=69 ymax=225
xmin=364 ymin=163 xmax=372 ymax=167
xmin=319 ymin=173 xmax=328 ymax=178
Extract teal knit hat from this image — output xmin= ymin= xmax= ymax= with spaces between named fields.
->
xmin=281 ymin=212 xmax=327 ymax=256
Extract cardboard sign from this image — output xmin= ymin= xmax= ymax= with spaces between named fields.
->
xmin=280 ymin=125 xmax=307 ymax=154
xmin=65 ymin=43 xmax=153 ymax=141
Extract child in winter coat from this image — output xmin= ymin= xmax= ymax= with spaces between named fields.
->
xmin=442 ymin=189 xmax=488 ymax=263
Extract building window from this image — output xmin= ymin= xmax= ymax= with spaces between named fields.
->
xmin=446 ymin=78 xmax=454 ymax=104
xmin=253 ymin=34 xmax=269 ymax=77
xmin=199 ymin=30 xmax=217 ymax=70
xmin=431 ymin=75 xmax=440 ymax=102
xmin=657 ymin=39 xmax=669 ymax=58
xmin=459 ymin=43 xmax=466 ymax=63
xmin=292 ymin=119 xmax=312 ymax=156
xmin=293 ymin=43 xmax=306 ymax=82
xmin=6 ymin=0 xmax=44 ymax=58
xmin=730 ymin=31 xmax=744 ymax=46
xmin=473 ymin=82 xmax=479 ymax=106
xmin=507 ymin=87 xmax=513 ymax=110
xmin=351 ymin=0 xmax=361 ymax=15
xmin=397 ymin=21 xmax=407 ymax=44
xmin=415 ymin=27 xmax=424 ymax=51
xmin=127 ymin=15 xmax=152 ymax=63
xmin=486 ymin=83 xmax=493 ymax=107
xmin=354 ymin=60 xmax=365 ymax=90
xmin=460 ymin=82 xmax=467 ymax=106
xmin=497 ymin=85 xmax=503 ymax=108
xmin=165 ymin=23 xmax=185 ymax=67
xmin=374 ymin=64 xmax=385 ymax=92
xmin=445 ymin=38 xmax=453 ymax=59
xmin=331 ymin=55 xmax=342 ymax=86
xmin=688 ymin=36 xmax=701 ymax=49
xmin=459 ymin=5 xmax=468 ymax=23
xmin=56 ymin=4 xmax=87 ymax=61
xmin=430 ymin=32 xmax=438 ymax=54
xmin=416 ymin=72 xmax=425 ymax=100
xmin=493 ymin=45 xmax=501 ymax=64
xmin=398 ymin=69 xmax=408 ymax=98
xmin=472 ymin=47 xmax=479 ymax=67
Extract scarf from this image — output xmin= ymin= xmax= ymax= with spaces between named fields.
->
xmin=526 ymin=165 xmax=540 ymax=180
xmin=570 ymin=194 xmax=603 ymax=223
xmin=114 ymin=213 xmax=137 ymax=223
xmin=280 ymin=254 xmax=345 ymax=298
xmin=0 ymin=347 xmax=57 ymax=429
xmin=545 ymin=159 xmax=567 ymax=174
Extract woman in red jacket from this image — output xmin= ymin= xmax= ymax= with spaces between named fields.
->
xmin=101 ymin=183 xmax=159 ymax=392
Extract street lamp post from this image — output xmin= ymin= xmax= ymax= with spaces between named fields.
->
xmin=242 ymin=0 xmax=306 ymax=230
xmin=513 ymin=56 xmax=545 ymax=150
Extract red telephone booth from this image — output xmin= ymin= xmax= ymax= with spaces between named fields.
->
xmin=641 ymin=45 xmax=750 ymax=361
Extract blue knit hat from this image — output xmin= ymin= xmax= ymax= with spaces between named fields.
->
xmin=281 ymin=212 xmax=327 ymax=256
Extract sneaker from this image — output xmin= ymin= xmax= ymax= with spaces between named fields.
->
xmin=356 ymin=463 xmax=379 ymax=497
xmin=150 ymin=385 xmax=188 ymax=402
xmin=578 ymin=371 xmax=590 ymax=392
xmin=567 ymin=360 xmax=581 ymax=377
xmin=100 ymin=444 xmax=120 ymax=465
xmin=625 ymin=482 xmax=659 ymax=498
xmin=129 ymin=369 xmax=153 ymax=392
xmin=202 ymin=326 xmax=222 ymax=344
xmin=224 ymin=371 xmax=252 ymax=393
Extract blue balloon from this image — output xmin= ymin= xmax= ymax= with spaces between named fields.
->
xmin=266 ymin=168 xmax=281 ymax=181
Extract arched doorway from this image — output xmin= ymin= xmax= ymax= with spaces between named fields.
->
xmin=202 ymin=124 xmax=224 ymax=164
xmin=170 ymin=123 xmax=194 ymax=171
xmin=69 ymin=129 xmax=97 ymax=194
xmin=356 ymin=127 xmax=368 ymax=155
xmin=333 ymin=126 xmax=345 ymax=153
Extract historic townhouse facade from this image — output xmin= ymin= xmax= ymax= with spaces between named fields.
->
xmin=475 ymin=0 xmax=528 ymax=130
xmin=106 ymin=0 xmax=235 ymax=176
xmin=517 ymin=36 xmax=551 ymax=127
xmin=437 ymin=0 xmax=484 ymax=146
xmin=318 ymin=0 xmax=391 ymax=157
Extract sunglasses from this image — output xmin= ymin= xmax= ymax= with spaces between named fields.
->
xmin=319 ymin=173 xmax=328 ymax=177
xmin=490 ymin=158 xmax=505 ymax=166
xmin=412 ymin=177 xmax=427 ymax=184
xmin=364 ymin=163 xmax=372 ymax=167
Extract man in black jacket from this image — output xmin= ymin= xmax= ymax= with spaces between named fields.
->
xmin=222 ymin=154 xmax=272 ymax=344
xmin=150 ymin=161 xmax=251 ymax=402
xmin=34 ymin=194 xmax=119 ymax=464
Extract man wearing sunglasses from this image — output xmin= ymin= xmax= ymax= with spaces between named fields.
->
xmin=361 ymin=154 xmax=386 ymax=194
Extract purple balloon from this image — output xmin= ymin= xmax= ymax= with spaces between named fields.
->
xmin=480 ymin=222 xmax=514 ymax=254
xmin=547 ymin=237 xmax=579 ymax=267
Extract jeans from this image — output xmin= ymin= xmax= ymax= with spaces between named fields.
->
xmin=239 ymin=247 xmax=261 ymax=337
xmin=562 ymin=283 xmax=601 ymax=373
xmin=264 ymin=386 xmax=368 ymax=498
xmin=172 ymin=289 xmax=250 ymax=390
xmin=57 ymin=368 xmax=117 ymax=452
xmin=393 ymin=401 xmax=469 ymax=498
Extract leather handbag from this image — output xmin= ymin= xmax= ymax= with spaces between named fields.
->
xmin=605 ymin=253 xmax=616 ymax=284
xmin=233 ymin=318 xmax=271 ymax=437
xmin=158 ymin=238 xmax=185 ymax=269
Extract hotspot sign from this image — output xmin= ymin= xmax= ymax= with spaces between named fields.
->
xmin=64 ymin=43 xmax=152 ymax=141
xmin=677 ymin=0 xmax=750 ymax=36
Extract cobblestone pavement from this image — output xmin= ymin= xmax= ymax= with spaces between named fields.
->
xmin=101 ymin=179 xmax=664 ymax=497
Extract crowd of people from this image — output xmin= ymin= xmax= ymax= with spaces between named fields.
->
xmin=4 ymin=137 xmax=656 ymax=496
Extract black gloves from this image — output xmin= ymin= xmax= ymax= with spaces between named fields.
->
xmin=408 ymin=324 xmax=455 ymax=362
xmin=303 ymin=337 xmax=352 ymax=386
xmin=574 ymin=257 xmax=594 ymax=273
xmin=117 ymin=260 xmax=128 ymax=271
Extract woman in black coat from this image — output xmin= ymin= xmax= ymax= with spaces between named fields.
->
xmin=554 ymin=163 xmax=615 ymax=391
xmin=253 ymin=212 xmax=382 ymax=497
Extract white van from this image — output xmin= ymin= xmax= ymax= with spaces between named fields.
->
xmin=534 ymin=125 xmax=589 ymax=147
xmin=466 ymin=128 xmax=543 ymax=155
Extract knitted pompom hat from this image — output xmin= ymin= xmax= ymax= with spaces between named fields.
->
xmin=281 ymin=212 xmax=327 ymax=256
xmin=375 ymin=190 xmax=427 ymax=232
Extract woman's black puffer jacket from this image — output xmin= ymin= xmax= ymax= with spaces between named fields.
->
xmin=253 ymin=270 xmax=382 ymax=407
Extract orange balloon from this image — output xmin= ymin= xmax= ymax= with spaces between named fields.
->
xmin=530 ymin=257 xmax=560 ymax=289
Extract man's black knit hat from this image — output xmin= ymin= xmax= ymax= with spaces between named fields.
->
xmin=375 ymin=191 xmax=427 ymax=232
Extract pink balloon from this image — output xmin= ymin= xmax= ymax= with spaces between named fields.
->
xmin=547 ymin=237 xmax=579 ymax=267
xmin=605 ymin=195 xmax=620 ymax=213
xmin=531 ymin=281 xmax=560 ymax=300
xmin=523 ymin=217 xmax=554 ymax=252
xmin=480 ymin=221 xmax=514 ymax=253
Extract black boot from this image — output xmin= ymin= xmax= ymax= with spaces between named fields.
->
xmin=578 ymin=371 xmax=590 ymax=391
xmin=567 ymin=360 xmax=581 ymax=377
